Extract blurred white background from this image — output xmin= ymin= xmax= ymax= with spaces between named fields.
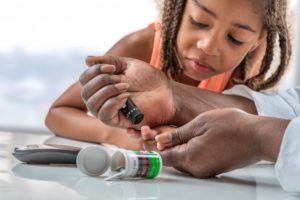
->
xmin=0 ymin=0 xmax=159 ymax=133
xmin=0 ymin=0 xmax=298 ymax=133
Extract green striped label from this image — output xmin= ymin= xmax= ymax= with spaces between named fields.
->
xmin=132 ymin=151 xmax=161 ymax=179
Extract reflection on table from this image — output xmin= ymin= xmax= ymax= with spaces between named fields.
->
xmin=1 ymin=131 xmax=299 ymax=200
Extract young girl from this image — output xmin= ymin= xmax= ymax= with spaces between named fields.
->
xmin=45 ymin=0 xmax=291 ymax=150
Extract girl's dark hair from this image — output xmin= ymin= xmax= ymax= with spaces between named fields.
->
xmin=160 ymin=0 xmax=291 ymax=91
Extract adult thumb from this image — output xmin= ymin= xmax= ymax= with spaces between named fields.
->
xmin=159 ymin=145 xmax=186 ymax=167
xmin=156 ymin=117 xmax=206 ymax=148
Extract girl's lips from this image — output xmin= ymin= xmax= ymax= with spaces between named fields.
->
xmin=190 ymin=60 xmax=214 ymax=73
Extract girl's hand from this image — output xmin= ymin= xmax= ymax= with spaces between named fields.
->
xmin=142 ymin=125 xmax=177 ymax=150
xmin=127 ymin=125 xmax=177 ymax=150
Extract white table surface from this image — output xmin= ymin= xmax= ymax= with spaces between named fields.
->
xmin=1 ymin=131 xmax=299 ymax=200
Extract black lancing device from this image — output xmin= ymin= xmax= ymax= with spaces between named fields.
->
xmin=120 ymin=97 xmax=144 ymax=124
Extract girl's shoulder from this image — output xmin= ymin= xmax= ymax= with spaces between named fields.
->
xmin=105 ymin=26 xmax=156 ymax=63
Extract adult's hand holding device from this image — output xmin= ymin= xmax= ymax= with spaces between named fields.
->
xmin=79 ymin=56 xmax=257 ymax=130
xmin=79 ymin=56 xmax=176 ymax=129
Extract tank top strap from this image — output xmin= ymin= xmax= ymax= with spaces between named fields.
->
xmin=148 ymin=20 xmax=162 ymax=68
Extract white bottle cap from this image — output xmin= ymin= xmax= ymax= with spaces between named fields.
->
xmin=76 ymin=146 xmax=110 ymax=176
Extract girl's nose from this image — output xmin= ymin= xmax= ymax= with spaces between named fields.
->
xmin=196 ymin=33 xmax=221 ymax=56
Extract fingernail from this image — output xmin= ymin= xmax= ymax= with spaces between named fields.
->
xmin=141 ymin=126 xmax=148 ymax=134
xmin=117 ymin=93 xmax=130 ymax=101
xmin=157 ymin=143 xmax=165 ymax=151
xmin=110 ymin=75 xmax=121 ymax=83
xmin=141 ymin=133 xmax=148 ymax=140
xmin=101 ymin=65 xmax=116 ymax=73
xmin=155 ymin=134 xmax=171 ymax=144
xmin=114 ymin=83 xmax=129 ymax=91
xmin=155 ymin=135 xmax=161 ymax=143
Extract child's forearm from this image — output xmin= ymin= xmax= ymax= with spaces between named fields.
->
xmin=45 ymin=107 xmax=125 ymax=144
xmin=45 ymin=107 xmax=106 ymax=142
xmin=45 ymin=106 xmax=143 ymax=150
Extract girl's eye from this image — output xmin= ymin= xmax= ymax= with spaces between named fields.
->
xmin=228 ymin=35 xmax=244 ymax=46
xmin=190 ymin=17 xmax=208 ymax=29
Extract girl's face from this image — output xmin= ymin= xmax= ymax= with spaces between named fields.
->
xmin=176 ymin=0 xmax=266 ymax=82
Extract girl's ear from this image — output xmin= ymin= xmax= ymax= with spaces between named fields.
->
xmin=245 ymin=30 xmax=267 ymax=78
xmin=250 ymin=30 xmax=267 ymax=52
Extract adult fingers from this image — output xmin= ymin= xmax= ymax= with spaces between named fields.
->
xmin=79 ymin=64 xmax=116 ymax=86
xmin=97 ymin=92 xmax=132 ymax=127
xmin=85 ymin=83 xmax=129 ymax=117
xmin=85 ymin=55 xmax=127 ymax=74
xmin=156 ymin=116 xmax=207 ymax=148
xmin=159 ymin=144 xmax=187 ymax=167
xmin=81 ymin=74 xmax=121 ymax=102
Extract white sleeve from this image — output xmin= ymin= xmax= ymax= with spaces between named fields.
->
xmin=223 ymin=85 xmax=300 ymax=192
xmin=274 ymin=117 xmax=300 ymax=192
xmin=223 ymin=85 xmax=300 ymax=119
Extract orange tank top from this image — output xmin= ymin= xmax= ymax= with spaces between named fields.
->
xmin=148 ymin=21 xmax=233 ymax=93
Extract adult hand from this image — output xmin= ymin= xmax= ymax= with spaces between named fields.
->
xmin=79 ymin=55 xmax=257 ymax=130
xmin=79 ymin=56 xmax=176 ymax=129
xmin=158 ymin=108 xmax=289 ymax=178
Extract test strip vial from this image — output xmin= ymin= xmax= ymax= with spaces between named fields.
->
xmin=109 ymin=150 xmax=162 ymax=180
xmin=76 ymin=146 xmax=162 ymax=180
xmin=76 ymin=146 xmax=110 ymax=176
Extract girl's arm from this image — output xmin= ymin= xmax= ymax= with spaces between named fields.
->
xmin=45 ymin=27 xmax=155 ymax=150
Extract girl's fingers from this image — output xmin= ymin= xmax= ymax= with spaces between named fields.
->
xmin=155 ymin=133 xmax=173 ymax=150
xmin=143 ymin=140 xmax=158 ymax=151
xmin=157 ymin=143 xmax=166 ymax=151
xmin=141 ymin=126 xmax=158 ymax=140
